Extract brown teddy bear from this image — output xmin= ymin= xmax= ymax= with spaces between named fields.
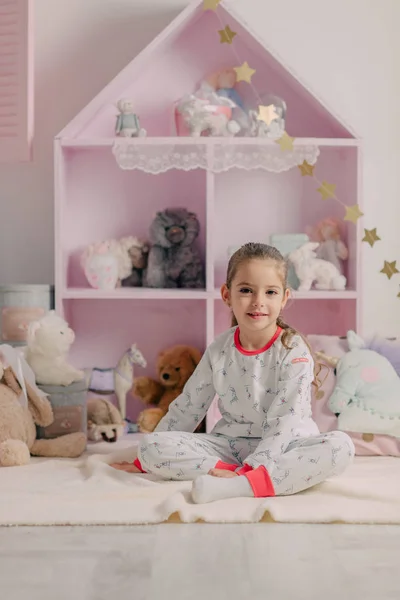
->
xmin=132 ymin=345 xmax=203 ymax=433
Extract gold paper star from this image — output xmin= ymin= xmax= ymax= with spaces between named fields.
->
xmin=234 ymin=61 xmax=256 ymax=83
xmin=380 ymin=261 xmax=399 ymax=280
xmin=298 ymin=161 xmax=315 ymax=177
xmin=257 ymin=104 xmax=279 ymax=126
xmin=219 ymin=25 xmax=237 ymax=44
xmin=362 ymin=228 xmax=381 ymax=248
xmin=317 ymin=181 xmax=336 ymax=201
xmin=275 ymin=132 xmax=295 ymax=152
xmin=203 ymin=0 xmax=221 ymax=10
xmin=344 ymin=204 xmax=364 ymax=224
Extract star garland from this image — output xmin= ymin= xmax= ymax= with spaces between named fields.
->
xmin=206 ymin=1 xmax=398 ymax=296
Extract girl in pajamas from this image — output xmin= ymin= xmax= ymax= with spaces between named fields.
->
xmin=112 ymin=242 xmax=355 ymax=503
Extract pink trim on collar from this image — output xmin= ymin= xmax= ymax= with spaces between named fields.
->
xmin=234 ymin=326 xmax=282 ymax=356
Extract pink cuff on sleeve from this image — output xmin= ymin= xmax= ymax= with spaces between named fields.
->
xmin=244 ymin=465 xmax=275 ymax=498
xmin=215 ymin=460 xmax=238 ymax=472
xmin=134 ymin=457 xmax=146 ymax=473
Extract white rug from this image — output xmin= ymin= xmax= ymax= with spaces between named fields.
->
xmin=0 ymin=435 xmax=399 ymax=526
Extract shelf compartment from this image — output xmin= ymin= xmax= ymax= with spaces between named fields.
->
xmin=63 ymin=298 xmax=207 ymax=422
xmin=213 ymin=145 xmax=359 ymax=294
xmin=60 ymin=147 xmax=207 ymax=289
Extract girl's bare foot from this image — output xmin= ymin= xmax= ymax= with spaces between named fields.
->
xmin=110 ymin=461 xmax=141 ymax=473
xmin=208 ymin=468 xmax=238 ymax=478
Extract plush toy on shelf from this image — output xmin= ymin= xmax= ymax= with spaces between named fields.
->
xmin=288 ymin=242 xmax=347 ymax=291
xmin=114 ymin=344 xmax=147 ymax=421
xmin=0 ymin=345 xmax=86 ymax=466
xmin=25 ymin=311 xmax=85 ymax=387
xmin=132 ymin=344 xmax=202 ymax=433
xmin=308 ymin=217 xmax=349 ymax=275
xmin=115 ymin=98 xmax=147 ymax=138
xmin=81 ymin=236 xmax=149 ymax=289
xmin=144 ymin=207 xmax=205 ymax=289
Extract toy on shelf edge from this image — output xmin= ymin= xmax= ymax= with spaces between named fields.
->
xmin=115 ymin=98 xmax=147 ymax=138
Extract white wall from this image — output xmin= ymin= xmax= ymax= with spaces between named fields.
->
xmin=0 ymin=0 xmax=399 ymax=335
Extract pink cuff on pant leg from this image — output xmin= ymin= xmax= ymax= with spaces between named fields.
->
xmin=215 ymin=460 xmax=238 ymax=472
xmin=134 ymin=457 xmax=146 ymax=473
xmin=244 ymin=465 xmax=275 ymax=498
xmin=236 ymin=464 xmax=253 ymax=475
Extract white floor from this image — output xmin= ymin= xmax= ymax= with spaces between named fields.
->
xmin=1 ymin=523 xmax=399 ymax=600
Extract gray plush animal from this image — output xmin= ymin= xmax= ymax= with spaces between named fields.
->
xmin=144 ymin=208 xmax=205 ymax=289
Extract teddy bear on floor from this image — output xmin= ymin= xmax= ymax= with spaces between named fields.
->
xmin=25 ymin=311 xmax=85 ymax=386
xmin=0 ymin=345 xmax=86 ymax=466
xmin=144 ymin=208 xmax=205 ymax=289
xmin=132 ymin=345 xmax=203 ymax=433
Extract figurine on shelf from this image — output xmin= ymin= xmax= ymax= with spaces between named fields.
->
xmin=115 ymin=98 xmax=147 ymax=138
xmin=247 ymin=94 xmax=287 ymax=139
xmin=144 ymin=207 xmax=205 ymax=289
xmin=308 ymin=217 xmax=349 ymax=275
xmin=114 ymin=344 xmax=147 ymax=421
xmin=288 ymin=242 xmax=347 ymax=291
xmin=205 ymin=68 xmax=245 ymax=111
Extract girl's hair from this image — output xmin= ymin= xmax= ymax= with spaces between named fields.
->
xmin=225 ymin=242 xmax=326 ymax=390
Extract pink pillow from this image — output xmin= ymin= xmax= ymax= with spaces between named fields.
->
xmin=308 ymin=334 xmax=400 ymax=457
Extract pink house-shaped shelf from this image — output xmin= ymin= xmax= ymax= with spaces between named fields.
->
xmin=55 ymin=0 xmax=361 ymax=424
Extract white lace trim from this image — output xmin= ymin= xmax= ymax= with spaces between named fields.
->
xmin=112 ymin=141 xmax=320 ymax=174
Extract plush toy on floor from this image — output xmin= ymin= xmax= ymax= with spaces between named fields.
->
xmin=25 ymin=311 xmax=85 ymax=386
xmin=114 ymin=344 xmax=147 ymax=420
xmin=87 ymin=397 xmax=125 ymax=443
xmin=144 ymin=208 xmax=205 ymax=288
xmin=132 ymin=345 xmax=202 ymax=433
xmin=316 ymin=330 xmax=400 ymax=439
xmin=0 ymin=345 xmax=86 ymax=467
xmin=288 ymin=242 xmax=347 ymax=291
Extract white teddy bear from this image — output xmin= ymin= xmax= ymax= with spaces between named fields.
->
xmin=289 ymin=242 xmax=347 ymax=291
xmin=25 ymin=311 xmax=85 ymax=386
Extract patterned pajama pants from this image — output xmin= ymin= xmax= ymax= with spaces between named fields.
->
xmin=137 ymin=430 xmax=355 ymax=496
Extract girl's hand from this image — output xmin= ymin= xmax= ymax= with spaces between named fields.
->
xmin=110 ymin=461 xmax=141 ymax=473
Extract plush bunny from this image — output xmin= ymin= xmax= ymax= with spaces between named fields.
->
xmin=0 ymin=345 xmax=86 ymax=466
xmin=288 ymin=242 xmax=347 ymax=291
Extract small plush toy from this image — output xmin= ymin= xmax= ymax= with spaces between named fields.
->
xmin=132 ymin=345 xmax=203 ymax=433
xmin=81 ymin=241 xmax=119 ymax=290
xmin=288 ymin=242 xmax=347 ymax=291
xmin=120 ymin=237 xmax=150 ymax=287
xmin=25 ymin=311 xmax=85 ymax=386
xmin=316 ymin=331 xmax=400 ymax=439
xmin=87 ymin=397 xmax=125 ymax=443
xmin=205 ymin=68 xmax=245 ymax=111
xmin=115 ymin=98 xmax=147 ymax=138
xmin=144 ymin=208 xmax=205 ymax=289
xmin=0 ymin=346 xmax=86 ymax=466
xmin=308 ymin=217 xmax=348 ymax=274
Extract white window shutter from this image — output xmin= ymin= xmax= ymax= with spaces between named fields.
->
xmin=0 ymin=0 xmax=33 ymax=163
